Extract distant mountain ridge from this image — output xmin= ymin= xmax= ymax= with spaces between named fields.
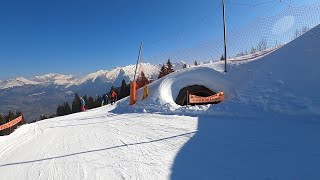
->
xmin=0 ymin=63 xmax=161 ymax=122
xmin=0 ymin=63 xmax=160 ymax=90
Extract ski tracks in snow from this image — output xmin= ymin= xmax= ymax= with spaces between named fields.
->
xmin=0 ymin=110 xmax=198 ymax=180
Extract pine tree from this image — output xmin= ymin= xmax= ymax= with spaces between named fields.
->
xmin=72 ymin=93 xmax=81 ymax=113
xmin=137 ymin=71 xmax=149 ymax=89
xmin=15 ymin=111 xmax=22 ymax=118
xmin=158 ymin=64 xmax=167 ymax=79
xmin=64 ymin=102 xmax=72 ymax=115
xmin=94 ymin=96 xmax=102 ymax=108
xmin=87 ymin=96 xmax=95 ymax=109
xmin=56 ymin=105 xmax=64 ymax=116
xmin=194 ymin=61 xmax=198 ymax=66
xmin=166 ymin=59 xmax=174 ymax=73
xmin=5 ymin=111 xmax=15 ymax=122
xmin=0 ymin=114 xmax=4 ymax=125
xmin=120 ymin=79 xmax=130 ymax=99
xmin=83 ymin=95 xmax=88 ymax=106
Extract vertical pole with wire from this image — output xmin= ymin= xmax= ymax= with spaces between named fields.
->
xmin=130 ymin=42 xmax=143 ymax=105
xmin=133 ymin=43 xmax=143 ymax=81
xmin=222 ymin=0 xmax=227 ymax=72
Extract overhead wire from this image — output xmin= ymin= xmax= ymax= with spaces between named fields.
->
xmin=280 ymin=0 xmax=293 ymax=7
xmin=225 ymin=0 xmax=278 ymax=7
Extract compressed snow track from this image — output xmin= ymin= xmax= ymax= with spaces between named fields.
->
xmin=0 ymin=107 xmax=197 ymax=180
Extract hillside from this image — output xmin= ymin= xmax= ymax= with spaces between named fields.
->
xmin=0 ymin=24 xmax=320 ymax=180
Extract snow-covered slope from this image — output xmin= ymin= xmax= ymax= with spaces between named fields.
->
xmin=0 ymin=25 xmax=320 ymax=180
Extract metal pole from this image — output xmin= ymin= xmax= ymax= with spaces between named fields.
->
xmin=133 ymin=42 xmax=143 ymax=81
xmin=222 ymin=0 xmax=227 ymax=72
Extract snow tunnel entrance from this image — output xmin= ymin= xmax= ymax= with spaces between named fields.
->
xmin=175 ymin=85 xmax=223 ymax=106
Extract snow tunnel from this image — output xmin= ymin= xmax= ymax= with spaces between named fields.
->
xmin=175 ymin=85 xmax=224 ymax=106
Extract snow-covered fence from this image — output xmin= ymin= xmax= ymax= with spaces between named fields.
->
xmin=143 ymin=3 xmax=320 ymax=65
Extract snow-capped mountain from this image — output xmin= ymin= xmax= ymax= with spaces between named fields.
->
xmin=0 ymin=63 xmax=160 ymax=121
xmin=0 ymin=77 xmax=41 ymax=89
xmin=0 ymin=63 xmax=160 ymax=90
xmin=33 ymin=73 xmax=75 ymax=86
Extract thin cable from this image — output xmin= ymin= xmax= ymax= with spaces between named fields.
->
xmin=226 ymin=0 xmax=278 ymax=7
xmin=259 ymin=1 xmax=280 ymax=17
xmin=280 ymin=0 xmax=292 ymax=7
xmin=255 ymin=0 xmax=278 ymax=6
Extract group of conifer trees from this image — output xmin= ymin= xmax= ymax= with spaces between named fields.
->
xmin=53 ymin=59 xmax=177 ymax=119
xmin=158 ymin=59 xmax=175 ymax=79
xmin=51 ymin=59 xmax=184 ymax=119
xmin=54 ymin=79 xmax=131 ymax=118
xmin=0 ymin=111 xmax=23 ymax=136
xmin=158 ymin=59 xmax=198 ymax=79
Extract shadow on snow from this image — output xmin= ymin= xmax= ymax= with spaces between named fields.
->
xmin=171 ymin=115 xmax=320 ymax=180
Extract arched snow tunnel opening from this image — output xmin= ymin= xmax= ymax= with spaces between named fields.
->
xmin=175 ymin=85 xmax=224 ymax=106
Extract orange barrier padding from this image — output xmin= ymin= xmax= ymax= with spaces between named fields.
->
xmin=189 ymin=92 xmax=224 ymax=104
xmin=130 ymin=81 xmax=137 ymax=105
xmin=0 ymin=115 xmax=24 ymax=131
xmin=142 ymin=85 xmax=149 ymax=100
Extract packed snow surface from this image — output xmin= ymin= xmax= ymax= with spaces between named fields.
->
xmin=1 ymin=25 xmax=320 ymax=179
xmin=0 ymin=107 xmax=197 ymax=179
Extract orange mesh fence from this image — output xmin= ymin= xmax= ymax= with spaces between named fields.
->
xmin=0 ymin=115 xmax=24 ymax=131
xmin=189 ymin=92 xmax=224 ymax=104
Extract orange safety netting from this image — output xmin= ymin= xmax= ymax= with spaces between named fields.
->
xmin=189 ymin=92 xmax=224 ymax=104
xmin=0 ymin=115 xmax=24 ymax=131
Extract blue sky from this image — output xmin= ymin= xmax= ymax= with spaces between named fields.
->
xmin=0 ymin=0 xmax=319 ymax=79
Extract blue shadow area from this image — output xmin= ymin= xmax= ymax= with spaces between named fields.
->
xmin=171 ymin=115 xmax=320 ymax=180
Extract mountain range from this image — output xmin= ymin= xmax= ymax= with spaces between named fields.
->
xmin=0 ymin=63 xmax=163 ymax=122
